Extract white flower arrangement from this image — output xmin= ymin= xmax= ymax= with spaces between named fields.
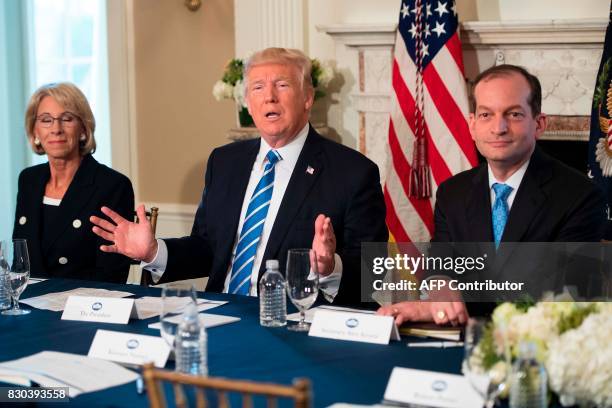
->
xmin=212 ymin=80 xmax=233 ymax=101
xmin=232 ymin=79 xmax=246 ymax=108
xmin=474 ymin=301 xmax=610 ymax=406
xmin=546 ymin=309 xmax=612 ymax=407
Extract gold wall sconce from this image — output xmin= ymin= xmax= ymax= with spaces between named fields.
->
xmin=184 ymin=0 xmax=202 ymax=12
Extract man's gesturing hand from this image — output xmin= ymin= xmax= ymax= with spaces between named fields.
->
xmin=312 ymin=214 xmax=336 ymax=276
xmin=90 ymin=204 xmax=158 ymax=262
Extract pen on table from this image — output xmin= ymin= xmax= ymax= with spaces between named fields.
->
xmin=407 ymin=341 xmax=464 ymax=348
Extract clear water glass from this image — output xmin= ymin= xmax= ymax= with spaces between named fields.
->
xmin=159 ymin=285 xmax=197 ymax=347
xmin=286 ymin=248 xmax=319 ymax=332
xmin=1 ymin=239 xmax=31 ymax=316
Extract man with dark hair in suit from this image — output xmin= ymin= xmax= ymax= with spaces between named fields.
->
xmin=90 ymin=47 xmax=388 ymax=306
xmin=379 ymin=64 xmax=606 ymax=325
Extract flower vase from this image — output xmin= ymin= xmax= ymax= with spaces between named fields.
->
xmin=236 ymin=106 xmax=254 ymax=128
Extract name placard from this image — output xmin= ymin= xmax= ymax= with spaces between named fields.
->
xmin=384 ymin=367 xmax=485 ymax=408
xmin=61 ymin=296 xmax=135 ymax=324
xmin=308 ymin=309 xmax=400 ymax=345
xmin=88 ymin=329 xmax=171 ymax=368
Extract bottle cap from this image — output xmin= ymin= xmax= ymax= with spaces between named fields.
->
xmin=266 ymin=259 xmax=279 ymax=269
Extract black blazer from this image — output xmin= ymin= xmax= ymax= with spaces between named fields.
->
xmin=161 ymin=126 xmax=388 ymax=306
xmin=433 ymin=147 xmax=606 ymax=243
xmin=13 ymin=154 xmax=134 ymax=283
xmin=431 ymin=147 xmax=606 ymax=311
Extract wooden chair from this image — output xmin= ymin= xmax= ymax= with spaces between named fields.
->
xmin=142 ymin=363 xmax=311 ymax=408
xmin=132 ymin=206 xmax=159 ymax=286
xmin=143 ymin=206 xmax=160 ymax=236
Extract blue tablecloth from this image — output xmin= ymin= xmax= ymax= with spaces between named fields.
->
xmin=0 ymin=279 xmax=464 ymax=407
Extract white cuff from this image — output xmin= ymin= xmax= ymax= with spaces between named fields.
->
xmin=140 ymin=239 xmax=168 ymax=284
xmin=317 ymin=253 xmax=343 ymax=303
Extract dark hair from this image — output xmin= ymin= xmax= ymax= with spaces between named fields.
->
xmin=471 ymin=64 xmax=542 ymax=116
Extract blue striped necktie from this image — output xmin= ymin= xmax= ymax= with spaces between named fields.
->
xmin=492 ymin=183 xmax=513 ymax=248
xmin=229 ymin=149 xmax=282 ymax=295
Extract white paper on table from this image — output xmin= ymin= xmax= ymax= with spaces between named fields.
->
xmin=287 ymin=305 xmax=375 ymax=323
xmin=148 ymin=313 xmax=240 ymax=330
xmin=0 ymin=367 xmax=68 ymax=391
xmin=308 ymin=310 xmax=399 ymax=344
xmin=88 ymin=329 xmax=171 ymax=368
xmin=20 ymin=288 xmax=134 ymax=312
xmin=61 ymin=296 xmax=136 ymax=324
xmin=0 ymin=369 xmax=32 ymax=386
xmin=134 ymin=296 xmax=227 ymax=320
xmin=383 ymin=367 xmax=485 ymax=408
xmin=0 ymin=351 xmax=139 ymax=398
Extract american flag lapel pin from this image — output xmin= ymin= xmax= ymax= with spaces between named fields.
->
xmin=306 ymin=165 xmax=315 ymax=175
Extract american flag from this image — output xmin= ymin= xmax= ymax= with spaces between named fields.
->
xmin=384 ymin=0 xmax=478 ymax=243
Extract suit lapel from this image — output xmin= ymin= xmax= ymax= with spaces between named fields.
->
xmin=502 ymin=172 xmax=548 ymax=242
xmin=42 ymin=155 xmax=97 ymax=252
xmin=466 ymin=165 xmax=493 ymax=241
xmin=20 ymin=165 xmax=48 ymax=273
xmin=495 ymin=148 xmax=550 ymax=269
xmin=464 ymin=165 xmax=498 ymax=272
xmin=217 ymin=140 xmax=260 ymax=270
xmin=260 ymin=128 xmax=323 ymax=274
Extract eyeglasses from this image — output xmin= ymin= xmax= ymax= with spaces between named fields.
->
xmin=36 ymin=113 xmax=80 ymax=128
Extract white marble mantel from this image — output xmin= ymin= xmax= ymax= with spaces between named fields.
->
xmin=319 ymin=19 xmax=607 ymax=181
xmin=317 ymin=23 xmax=396 ymax=46
xmin=460 ymin=19 xmax=606 ymax=46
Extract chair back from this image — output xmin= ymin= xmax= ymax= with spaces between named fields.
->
xmin=136 ymin=206 xmax=159 ymax=235
xmin=142 ymin=363 xmax=311 ymax=408
xmin=133 ymin=206 xmax=159 ymax=286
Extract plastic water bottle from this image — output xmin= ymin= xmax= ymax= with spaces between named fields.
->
xmin=174 ymin=302 xmax=208 ymax=376
xmin=259 ymin=259 xmax=287 ymax=327
xmin=509 ymin=341 xmax=547 ymax=408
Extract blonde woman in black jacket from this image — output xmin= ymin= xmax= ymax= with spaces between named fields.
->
xmin=13 ymin=82 xmax=134 ymax=283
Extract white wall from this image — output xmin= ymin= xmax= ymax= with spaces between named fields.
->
xmin=305 ymin=0 xmax=398 ymax=149
xmin=306 ymin=0 xmax=398 ymax=61
xmin=487 ymin=0 xmax=608 ymax=21
xmin=234 ymin=0 xmax=305 ymax=57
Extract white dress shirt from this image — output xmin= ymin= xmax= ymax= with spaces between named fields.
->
xmin=144 ymin=123 xmax=342 ymax=300
xmin=487 ymin=159 xmax=530 ymax=210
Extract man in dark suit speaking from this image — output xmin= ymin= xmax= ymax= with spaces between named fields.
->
xmin=379 ymin=64 xmax=606 ymax=324
xmin=90 ymin=47 xmax=388 ymax=305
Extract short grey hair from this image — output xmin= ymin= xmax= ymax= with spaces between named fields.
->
xmin=243 ymin=47 xmax=313 ymax=94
